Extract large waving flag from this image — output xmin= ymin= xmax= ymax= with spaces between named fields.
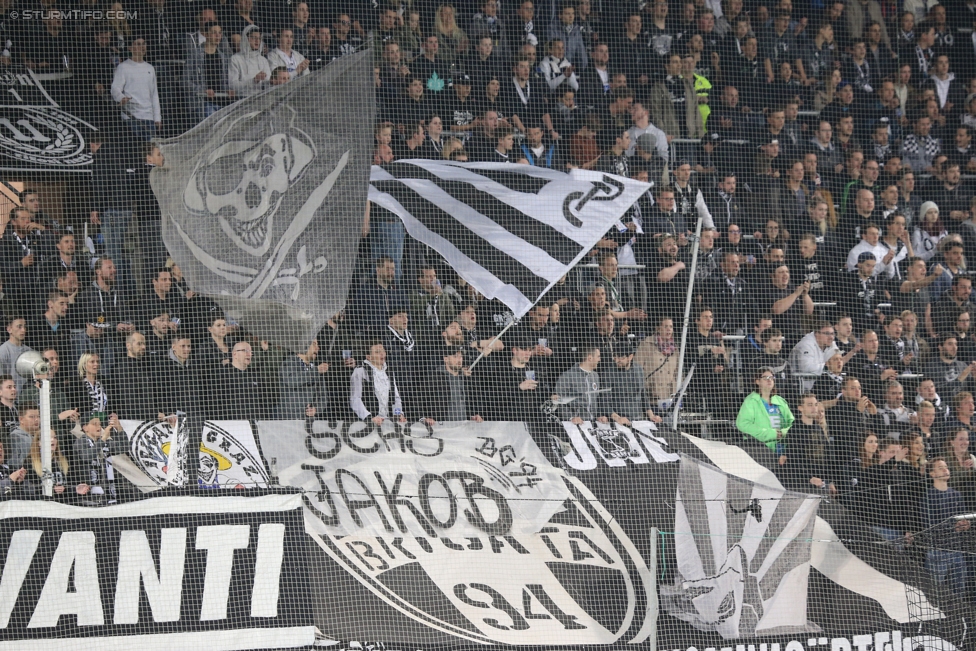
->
xmin=152 ymin=51 xmax=374 ymax=351
xmin=369 ymin=160 xmax=650 ymax=317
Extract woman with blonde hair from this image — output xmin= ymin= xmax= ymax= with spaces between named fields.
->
xmin=433 ymin=5 xmax=469 ymax=64
xmin=28 ymin=434 xmax=82 ymax=502
xmin=69 ymin=353 xmax=109 ymax=422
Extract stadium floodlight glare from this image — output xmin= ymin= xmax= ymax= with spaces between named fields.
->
xmin=16 ymin=351 xmax=52 ymax=497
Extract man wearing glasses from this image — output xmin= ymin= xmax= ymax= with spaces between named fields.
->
xmin=788 ymin=321 xmax=840 ymax=392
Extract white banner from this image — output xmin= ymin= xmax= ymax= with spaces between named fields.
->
xmin=255 ymin=419 xmax=657 ymax=646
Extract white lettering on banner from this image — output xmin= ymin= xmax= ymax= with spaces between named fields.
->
xmin=683 ymin=632 xmax=956 ymax=651
xmin=562 ymin=421 xmax=679 ymax=470
xmin=113 ymin=529 xmax=187 ymax=624
xmin=257 ymin=420 xmax=656 ymax=646
xmin=28 ymin=532 xmax=104 ymax=628
xmin=295 ymin=420 xmax=569 ymax=539
xmin=0 ymin=530 xmax=42 ymax=627
xmin=2 ymin=523 xmax=288 ymax=628
xmin=251 ymin=524 xmax=286 ymax=617
xmin=197 ymin=525 xmax=252 ymax=621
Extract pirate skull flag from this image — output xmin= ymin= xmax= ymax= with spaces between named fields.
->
xmin=151 ymin=51 xmax=373 ymax=351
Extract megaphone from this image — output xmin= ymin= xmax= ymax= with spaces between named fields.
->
xmin=16 ymin=351 xmax=50 ymax=378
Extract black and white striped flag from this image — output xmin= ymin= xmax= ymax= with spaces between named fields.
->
xmin=368 ymin=160 xmax=650 ymax=317
xmin=661 ymin=455 xmax=820 ymax=639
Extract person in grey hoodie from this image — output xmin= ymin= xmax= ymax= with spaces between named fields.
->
xmin=555 ymin=345 xmax=609 ymax=423
xmin=228 ymin=25 xmax=272 ymax=98
xmin=6 ymin=404 xmax=39 ymax=471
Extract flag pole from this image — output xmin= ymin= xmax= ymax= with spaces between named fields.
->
xmin=467 ymin=320 xmax=515 ymax=371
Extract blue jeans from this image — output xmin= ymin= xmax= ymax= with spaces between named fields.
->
xmin=127 ymin=119 xmax=157 ymax=141
xmin=927 ymin=549 xmax=967 ymax=593
xmin=102 ymin=209 xmax=132 ymax=267
xmin=371 ymin=220 xmax=405 ymax=284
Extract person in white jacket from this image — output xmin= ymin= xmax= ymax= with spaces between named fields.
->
xmin=788 ymin=323 xmax=840 ymax=392
xmin=539 ymin=38 xmax=578 ymax=91
xmin=228 ymin=25 xmax=272 ymax=98
xmin=111 ymin=36 xmax=161 ymax=140
xmin=267 ymin=28 xmax=310 ymax=78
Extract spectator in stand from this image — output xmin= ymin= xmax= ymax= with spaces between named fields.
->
xmin=139 ymin=268 xmax=187 ymax=334
xmin=19 ymin=348 xmax=76 ymax=444
xmin=279 ymin=336 xmax=331 ymax=419
xmin=75 ymin=257 xmax=135 ymax=379
xmin=924 ymin=337 xmax=976 ymax=400
xmin=685 ymin=307 xmax=729 ymax=412
xmin=39 ymin=231 xmax=89 ymax=291
xmin=228 ymin=26 xmax=271 ymax=98
xmin=944 ymin=427 xmax=976 ymax=507
xmin=0 ymin=317 xmax=32 ymax=394
xmin=650 ymin=54 xmax=705 ymax=147
xmin=184 ymin=22 xmax=233 ymax=124
xmin=912 ymin=201 xmax=947 ymax=263
xmin=923 ymin=458 xmax=971 ymax=593
xmin=913 ymin=399 xmax=940 ymax=451
xmin=789 ymin=321 xmax=839 ymax=392
xmin=423 ymin=346 xmax=483 ymax=423
xmin=484 ymin=335 xmax=548 ymax=423
xmin=812 ymin=349 xmax=844 ymax=402
xmin=154 ymin=334 xmax=205 ymax=421
xmin=68 ymin=352 xmax=111 ymax=424
xmin=930 ymin=275 xmax=974 ymax=338
xmin=757 ymin=264 xmax=813 ymax=344
xmin=0 ymin=208 xmax=44 ymax=312
xmin=901 ymin=115 xmax=942 ymax=174
xmin=220 ymin=341 xmax=271 ymax=420
xmin=837 ymin=252 xmax=883 ymax=333
xmin=736 ymin=367 xmax=794 ymax=454
xmin=354 ymin=257 xmax=405 ymax=334
xmin=350 ymin=341 xmax=407 ymax=424
xmin=5 ymin=404 xmax=37 ymax=470
xmin=635 ymin=316 xmax=678 ymax=407
xmin=744 ymin=328 xmax=789 ymax=381
xmin=782 ymin=393 xmax=837 ymax=494
xmin=555 ymin=346 xmax=608 ymax=424
xmin=386 ymin=304 xmax=421 ymax=399
xmin=111 ymin=36 xmax=161 ymax=140
xmin=112 ymin=332 xmax=154 ymax=420
xmin=0 ymin=376 xmax=18 ymax=437
xmin=605 ymin=341 xmax=662 ymax=426
xmin=74 ymin=414 xmax=131 ymax=505
xmin=827 ymin=376 xmax=882 ymax=462
xmin=133 ymin=143 xmax=166 ymax=279
xmin=27 ymin=434 xmax=75 ymax=502
xmin=410 ymin=267 xmax=457 ymax=337
xmin=268 ymin=28 xmax=309 ymax=78
xmin=28 ymin=291 xmax=70 ymax=362
xmin=879 ymin=380 xmax=914 ymax=438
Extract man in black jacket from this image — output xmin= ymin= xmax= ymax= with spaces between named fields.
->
xmin=74 ymin=257 xmax=136 ymax=379
xmin=0 ymin=207 xmax=45 ymax=313
xmin=112 ymin=332 xmax=154 ymax=420
xmin=153 ymin=335 xmax=205 ymax=485
xmin=220 ymin=341 xmax=272 ymax=420
xmin=132 ymin=143 xmax=166 ymax=283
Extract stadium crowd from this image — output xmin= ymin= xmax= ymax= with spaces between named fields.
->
xmin=0 ymin=0 xmax=975 ymax=594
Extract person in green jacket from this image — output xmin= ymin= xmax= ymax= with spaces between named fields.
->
xmin=736 ymin=367 xmax=794 ymax=453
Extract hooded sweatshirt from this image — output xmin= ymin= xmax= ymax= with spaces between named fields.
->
xmin=228 ymin=25 xmax=272 ymax=97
